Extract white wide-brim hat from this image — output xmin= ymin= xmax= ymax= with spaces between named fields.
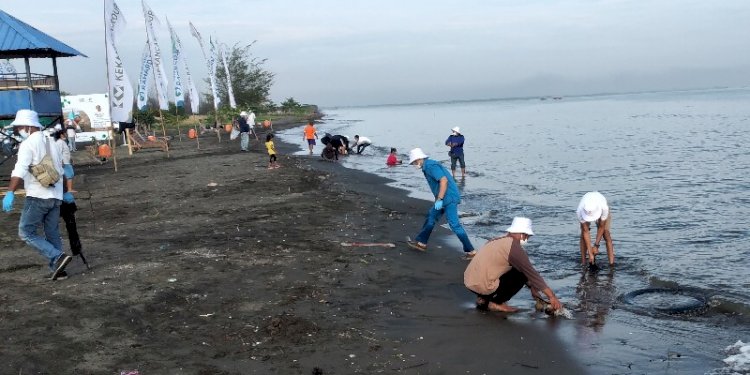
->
xmin=451 ymin=126 xmax=460 ymax=134
xmin=506 ymin=217 xmax=534 ymax=236
xmin=408 ymin=148 xmax=428 ymax=164
xmin=240 ymin=111 xmax=248 ymax=117
xmin=580 ymin=204 xmax=602 ymax=222
xmin=10 ymin=109 xmax=43 ymax=129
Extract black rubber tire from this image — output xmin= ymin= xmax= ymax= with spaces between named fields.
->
xmin=619 ymin=288 xmax=709 ymax=316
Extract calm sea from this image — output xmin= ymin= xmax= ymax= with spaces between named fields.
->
xmin=277 ymin=88 xmax=750 ymax=374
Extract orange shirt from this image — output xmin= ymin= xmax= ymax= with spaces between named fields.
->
xmin=304 ymin=125 xmax=317 ymax=140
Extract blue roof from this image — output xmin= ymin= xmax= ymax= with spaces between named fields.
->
xmin=0 ymin=9 xmax=86 ymax=59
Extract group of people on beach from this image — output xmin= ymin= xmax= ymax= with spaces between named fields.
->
xmin=402 ymin=127 xmax=614 ymax=314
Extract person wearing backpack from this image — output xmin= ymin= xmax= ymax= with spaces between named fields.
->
xmin=2 ymin=110 xmax=74 ymax=280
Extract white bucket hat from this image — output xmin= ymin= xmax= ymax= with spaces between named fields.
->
xmin=408 ymin=148 xmax=428 ymax=164
xmin=10 ymin=109 xmax=43 ymax=129
xmin=506 ymin=217 xmax=534 ymax=236
xmin=580 ymin=202 xmax=602 ymax=222
xmin=451 ymin=126 xmax=460 ymax=134
xmin=240 ymin=111 xmax=248 ymax=117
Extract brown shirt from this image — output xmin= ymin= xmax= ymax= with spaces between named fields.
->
xmin=464 ymin=236 xmax=549 ymax=295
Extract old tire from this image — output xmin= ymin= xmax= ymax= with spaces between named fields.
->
xmin=619 ymin=288 xmax=709 ymax=316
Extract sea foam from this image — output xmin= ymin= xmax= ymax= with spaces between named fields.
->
xmin=722 ymin=340 xmax=750 ymax=373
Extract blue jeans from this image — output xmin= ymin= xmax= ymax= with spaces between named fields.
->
xmin=415 ymin=202 xmax=474 ymax=252
xmin=19 ymin=197 xmax=63 ymax=270
xmin=240 ymin=132 xmax=250 ymax=151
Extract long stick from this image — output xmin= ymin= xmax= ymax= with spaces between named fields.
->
xmin=109 ymin=128 xmax=118 ymax=172
xmin=192 ymin=114 xmax=200 ymax=150
xmin=102 ymin=0 xmax=117 ymax=173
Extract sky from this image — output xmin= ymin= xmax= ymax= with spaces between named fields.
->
xmin=3 ymin=0 xmax=750 ymax=107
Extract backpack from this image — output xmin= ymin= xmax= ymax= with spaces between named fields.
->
xmin=29 ymin=137 xmax=61 ymax=187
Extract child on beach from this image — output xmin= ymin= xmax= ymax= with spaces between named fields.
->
xmin=54 ymin=130 xmax=76 ymax=192
xmin=303 ymin=121 xmax=318 ymax=155
xmin=265 ymin=133 xmax=279 ymax=169
xmin=386 ymin=148 xmax=402 ymax=166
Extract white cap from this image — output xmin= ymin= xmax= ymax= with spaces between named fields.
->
xmin=10 ymin=109 xmax=43 ymax=129
xmin=451 ymin=126 xmax=460 ymax=134
xmin=506 ymin=217 xmax=534 ymax=236
xmin=408 ymin=148 xmax=428 ymax=164
xmin=578 ymin=192 xmax=606 ymax=222
xmin=240 ymin=111 xmax=248 ymax=117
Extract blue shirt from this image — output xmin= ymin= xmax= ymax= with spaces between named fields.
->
xmin=422 ymin=159 xmax=461 ymax=205
xmin=445 ymin=134 xmax=465 ymax=156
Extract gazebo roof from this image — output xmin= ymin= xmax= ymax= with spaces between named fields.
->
xmin=0 ymin=9 xmax=86 ymax=59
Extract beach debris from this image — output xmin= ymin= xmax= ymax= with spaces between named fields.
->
xmin=120 ymin=371 xmax=140 ymax=375
xmin=535 ymin=297 xmax=574 ymax=319
xmin=341 ymin=242 xmax=396 ymax=248
xmin=207 ymin=182 xmax=218 ymax=187
xmin=199 ymin=313 xmax=215 ymax=318
xmin=722 ymin=340 xmax=750 ymax=373
xmin=167 ymin=278 xmax=177 ymax=283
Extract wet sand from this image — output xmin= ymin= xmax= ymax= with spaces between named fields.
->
xmin=0 ymin=124 xmax=583 ymax=374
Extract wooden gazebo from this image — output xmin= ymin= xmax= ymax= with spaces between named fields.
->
xmin=0 ymin=9 xmax=86 ymax=127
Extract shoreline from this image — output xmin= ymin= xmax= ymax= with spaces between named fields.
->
xmin=0 ymin=122 xmax=584 ymax=373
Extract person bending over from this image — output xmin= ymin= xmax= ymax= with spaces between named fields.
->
xmin=577 ymin=191 xmax=614 ymax=266
xmin=351 ymin=135 xmax=372 ymax=154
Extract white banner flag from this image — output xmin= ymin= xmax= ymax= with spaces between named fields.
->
xmin=142 ymin=0 xmax=169 ymax=111
xmin=136 ymin=43 xmax=152 ymax=111
xmin=182 ymin=54 xmax=200 ymax=114
xmin=220 ymin=43 xmax=237 ymax=109
xmin=166 ymin=19 xmax=184 ymax=108
xmin=104 ymin=0 xmax=134 ymax=123
xmin=208 ymin=36 xmax=221 ymax=110
xmin=190 ymin=22 xmax=220 ymax=111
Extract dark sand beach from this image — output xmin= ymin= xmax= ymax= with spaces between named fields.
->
xmin=0 ymin=123 xmax=583 ymax=374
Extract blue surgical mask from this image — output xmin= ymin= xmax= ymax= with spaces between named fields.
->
xmin=520 ymin=238 xmax=529 ymax=246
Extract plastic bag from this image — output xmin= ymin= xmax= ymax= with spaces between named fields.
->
xmin=230 ymin=127 xmax=240 ymax=140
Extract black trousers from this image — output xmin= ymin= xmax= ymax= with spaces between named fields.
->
xmin=60 ymin=201 xmax=82 ymax=255
xmin=478 ymin=268 xmax=528 ymax=305
xmin=356 ymin=144 xmax=370 ymax=154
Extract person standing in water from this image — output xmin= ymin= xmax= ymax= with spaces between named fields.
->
xmin=445 ymin=126 xmax=466 ymax=179
xmin=577 ymin=191 xmax=614 ymax=266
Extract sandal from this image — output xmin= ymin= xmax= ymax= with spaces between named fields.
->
xmin=463 ymin=250 xmax=477 ymax=260
xmin=406 ymin=240 xmax=427 ymax=252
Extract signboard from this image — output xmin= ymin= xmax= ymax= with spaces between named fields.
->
xmin=61 ymin=93 xmax=113 ymax=130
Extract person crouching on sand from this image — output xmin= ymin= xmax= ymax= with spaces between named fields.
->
xmin=464 ymin=217 xmax=563 ymax=313
xmin=265 ymin=133 xmax=279 ymax=169
xmin=406 ymin=148 xmax=475 ymax=257
xmin=386 ymin=148 xmax=402 ymax=166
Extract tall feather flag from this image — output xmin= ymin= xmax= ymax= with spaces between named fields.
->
xmin=166 ymin=18 xmax=184 ymax=108
xmin=208 ymin=36 xmax=221 ymax=110
xmin=190 ymin=22 xmax=221 ymax=110
xmin=136 ymin=43 xmax=152 ymax=111
xmin=220 ymin=43 xmax=237 ymax=109
xmin=104 ymin=0 xmax=134 ymax=122
xmin=170 ymin=23 xmax=200 ymax=114
xmin=142 ymin=0 xmax=169 ymax=111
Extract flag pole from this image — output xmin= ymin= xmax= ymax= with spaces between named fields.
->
xmin=103 ymin=0 xmax=117 ymax=172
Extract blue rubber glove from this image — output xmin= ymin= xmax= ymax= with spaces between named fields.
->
xmin=433 ymin=199 xmax=444 ymax=211
xmin=63 ymin=192 xmax=75 ymax=204
xmin=3 ymin=191 xmax=15 ymax=212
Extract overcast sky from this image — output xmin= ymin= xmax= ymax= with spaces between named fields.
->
xmin=4 ymin=0 xmax=749 ymax=107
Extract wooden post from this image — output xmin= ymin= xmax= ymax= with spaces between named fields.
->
xmin=109 ymin=128 xmax=118 ymax=172
xmin=125 ymin=128 xmax=134 ymax=156
xmin=192 ymin=114 xmax=201 ymax=150
xmin=158 ymin=107 xmax=167 ymax=138
xmin=214 ymin=111 xmax=221 ymax=142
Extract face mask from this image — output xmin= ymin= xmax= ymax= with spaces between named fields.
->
xmin=520 ymin=238 xmax=529 ymax=246
xmin=18 ymin=129 xmax=29 ymax=140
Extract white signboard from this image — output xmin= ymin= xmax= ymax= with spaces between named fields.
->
xmin=61 ymin=94 xmax=113 ymax=130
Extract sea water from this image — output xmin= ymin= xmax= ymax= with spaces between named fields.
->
xmin=276 ymin=88 xmax=750 ymax=374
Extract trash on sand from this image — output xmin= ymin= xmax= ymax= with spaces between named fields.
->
xmin=207 ymin=182 xmax=218 ymax=187
xmin=120 ymin=371 xmax=140 ymax=375
xmin=167 ymin=278 xmax=177 ymax=283
xmin=535 ymin=297 xmax=574 ymax=319
xmin=199 ymin=313 xmax=215 ymax=318
xmin=341 ymin=242 xmax=396 ymax=248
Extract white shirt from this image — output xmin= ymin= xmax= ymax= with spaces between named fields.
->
xmin=11 ymin=131 xmax=64 ymax=200
xmin=354 ymin=136 xmax=372 ymax=146
xmin=248 ymin=112 xmax=256 ymax=125
xmin=576 ymin=191 xmax=609 ymax=223
xmin=56 ymin=138 xmax=71 ymax=164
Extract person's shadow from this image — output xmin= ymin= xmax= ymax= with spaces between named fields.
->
xmin=575 ymin=266 xmax=616 ymax=332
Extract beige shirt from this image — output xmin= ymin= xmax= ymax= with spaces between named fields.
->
xmin=464 ymin=236 xmax=549 ymax=295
